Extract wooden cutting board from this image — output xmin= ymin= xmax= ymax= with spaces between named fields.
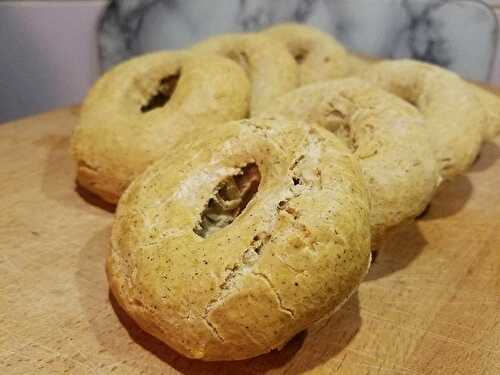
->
xmin=0 ymin=104 xmax=499 ymax=375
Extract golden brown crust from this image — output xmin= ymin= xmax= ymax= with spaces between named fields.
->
xmin=469 ymin=84 xmax=500 ymax=141
xmin=260 ymin=78 xmax=440 ymax=247
xmin=192 ymin=33 xmax=299 ymax=115
xmin=263 ymin=23 xmax=350 ymax=85
xmin=347 ymin=53 xmax=376 ymax=75
xmin=107 ymin=117 xmax=371 ymax=360
xmin=361 ymin=59 xmax=484 ymax=179
xmin=70 ymin=51 xmax=251 ymax=203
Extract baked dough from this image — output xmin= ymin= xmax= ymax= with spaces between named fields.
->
xmin=107 ymin=117 xmax=371 ymax=360
xmin=263 ymin=23 xmax=350 ymax=85
xmin=470 ymin=84 xmax=500 ymax=141
xmin=71 ymin=51 xmax=250 ymax=203
xmin=347 ymin=53 xmax=377 ymax=75
xmin=192 ymin=33 xmax=299 ymax=115
xmin=361 ymin=59 xmax=483 ymax=178
xmin=260 ymin=78 xmax=440 ymax=247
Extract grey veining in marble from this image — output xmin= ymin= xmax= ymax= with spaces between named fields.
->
xmin=98 ymin=0 xmax=498 ymax=81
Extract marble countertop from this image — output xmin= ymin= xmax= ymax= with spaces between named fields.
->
xmin=99 ymin=0 xmax=498 ymax=82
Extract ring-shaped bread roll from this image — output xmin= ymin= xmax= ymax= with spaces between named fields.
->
xmin=107 ymin=117 xmax=371 ymax=361
xmin=470 ymin=84 xmax=500 ymax=141
xmin=361 ymin=59 xmax=483 ymax=178
xmin=191 ymin=33 xmax=299 ymax=115
xmin=260 ymin=78 xmax=440 ymax=247
xmin=263 ymin=23 xmax=350 ymax=85
xmin=71 ymin=51 xmax=250 ymax=203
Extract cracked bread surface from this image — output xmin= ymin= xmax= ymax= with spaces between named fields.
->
xmin=260 ymin=78 xmax=440 ymax=248
xmin=106 ymin=117 xmax=371 ymax=360
xmin=70 ymin=51 xmax=250 ymax=204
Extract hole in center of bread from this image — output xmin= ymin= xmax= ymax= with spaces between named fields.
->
xmin=226 ymin=50 xmax=251 ymax=75
xmin=194 ymin=163 xmax=261 ymax=238
xmin=140 ymin=70 xmax=180 ymax=113
xmin=322 ymin=108 xmax=358 ymax=152
xmin=293 ymin=48 xmax=308 ymax=64
xmin=331 ymin=122 xmax=358 ymax=152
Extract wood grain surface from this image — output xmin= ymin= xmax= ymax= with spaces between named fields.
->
xmin=0 ymin=106 xmax=499 ymax=375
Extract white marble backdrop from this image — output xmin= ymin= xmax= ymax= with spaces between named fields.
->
xmin=98 ymin=0 xmax=498 ymax=83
